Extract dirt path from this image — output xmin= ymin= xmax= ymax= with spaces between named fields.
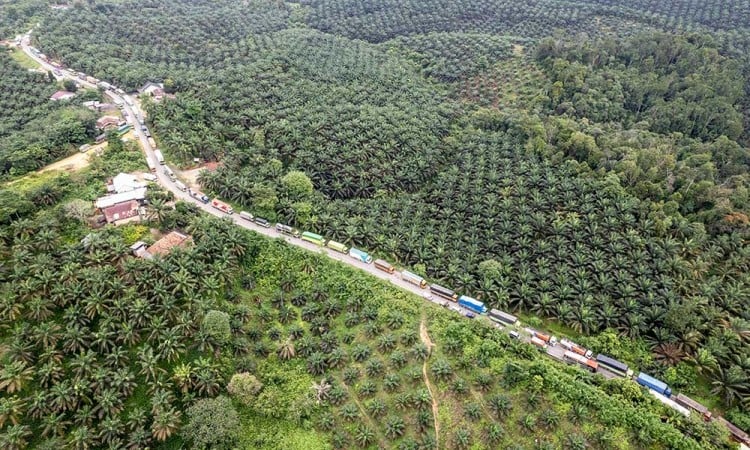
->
xmin=419 ymin=317 xmax=440 ymax=449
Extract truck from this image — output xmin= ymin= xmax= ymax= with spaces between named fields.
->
xmin=401 ymin=270 xmax=427 ymax=288
xmin=275 ymin=223 xmax=299 ymax=236
xmin=674 ymin=393 xmax=712 ymax=421
xmin=530 ymin=336 xmax=548 ymax=350
xmin=595 ymin=354 xmax=633 ymax=378
xmin=114 ymin=98 xmax=124 ymax=108
xmin=239 ymin=211 xmax=253 ymax=221
xmin=174 ymin=181 xmax=187 ymax=191
xmin=348 ymin=247 xmax=372 ymax=264
xmin=488 ymin=309 xmax=517 ymax=325
xmin=86 ymin=76 xmax=98 ymax=84
xmin=636 ymin=372 xmax=672 ymax=397
xmin=647 ymin=390 xmax=690 ymax=417
xmin=253 ymin=217 xmax=271 ymax=228
xmin=374 ymin=259 xmax=394 ymax=274
xmin=429 ymin=284 xmax=457 ymax=301
xmin=301 ymin=231 xmax=325 ymax=247
xmin=563 ymin=351 xmax=598 ymax=372
xmin=533 ymin=331 xmax=557 ymax=346
xmin=559 ymin=339 xmax=592 ymax=358
xmin=116 ymin=124 xmax=131 ymax=136
xmin=153 ymin=149 xmax=165 ymax=164
xmin=148 ymin=137 xmax=156 ymax=148
xmin=97 ymin=81 xmax=112 ymax=90
xmin=188 ymin=188 xmax=209 ymax=203
xmin=146 ymin=157 xmax=156 ymax=173
xmin=163 ymin=165 xmax=176 ymax=181
xmin=211 ymin=199 xmax=233 ymax=214
xmin=125 ymin=97 xmax=134 ymax=106
xmin=458 ymin=295 xmax=487 ymax=314
xmin=326 ymin=240 xmax=348 ymax=254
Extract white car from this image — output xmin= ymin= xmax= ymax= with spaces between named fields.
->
xmin=422 ymin=292 xmax=433 ymax=300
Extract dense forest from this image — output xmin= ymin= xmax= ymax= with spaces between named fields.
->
xmin=0 ymin=0 xmax=748 ymax=447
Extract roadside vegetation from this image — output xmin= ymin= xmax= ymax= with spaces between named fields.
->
xmin=0 ymin=0 xmax=748 ymax=446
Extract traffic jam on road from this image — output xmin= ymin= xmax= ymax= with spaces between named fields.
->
xmin=19 ymin=30 xmax=750 ymax=447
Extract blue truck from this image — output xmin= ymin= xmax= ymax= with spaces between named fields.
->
xmin=636 ymin=372 xmax=672 ymax=397
xmin=348 ymin=247 xmax=372 ymax=264
xmin=458 ymin=295 xmax=487 ymax=315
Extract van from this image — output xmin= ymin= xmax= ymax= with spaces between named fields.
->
xmin=509 ymin=331 xmax=520 ymax=340
xmin=253 ymin=217 xmax=271 ymax=228
xmin=239 ymin=211 xmax=253 ymax=221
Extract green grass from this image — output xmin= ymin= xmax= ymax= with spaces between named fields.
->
xmin=8 ymin=46 xmax=40 ymax=69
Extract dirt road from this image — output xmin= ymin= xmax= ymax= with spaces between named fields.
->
xmin=420 ymin=317 xmax=440 ymax=449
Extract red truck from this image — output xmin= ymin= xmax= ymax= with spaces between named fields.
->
xmin=211 ymin=199 xmax=233 ymax=214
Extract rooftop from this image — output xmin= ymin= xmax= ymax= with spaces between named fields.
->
xmin=147 ymin=231 xmax=192 ymax=257
xmin=50 ymin=90 xmax=76 ymax=101
xmin=95 ymin=187 xmax=147 ymax=209
xmin=102 ymin=200 xmax=140 ymax=223
xmin=111 ymin=172 xmax=145 ymax=194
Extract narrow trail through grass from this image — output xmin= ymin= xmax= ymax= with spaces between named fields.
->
xmin=419 ymin=316 xmax=440 ymax=449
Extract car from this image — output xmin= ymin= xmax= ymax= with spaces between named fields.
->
xmin=441 ymin=301 xmax=450 ymax=308
xmin=509 ymin=331 xmax=520 ymax=339
xmin=422 ymin=292 xmax=433 ymax=300
xmin=464 ymin=312 xmax=476 ymax=319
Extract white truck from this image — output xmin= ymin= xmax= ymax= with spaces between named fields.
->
xmin=174 ymin=180 xmax=187 ymax=191
xmin=163 ymin=165 xmax=176 ymax=181
xmin=153 ymin=149 xmax=164 ymax=165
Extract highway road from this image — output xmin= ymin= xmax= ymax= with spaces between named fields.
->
xmin=18 ymin=30 xmax=617 ymax=377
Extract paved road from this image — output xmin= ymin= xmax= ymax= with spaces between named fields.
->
xmin=18 ymin=30 xmax=616 ymax=374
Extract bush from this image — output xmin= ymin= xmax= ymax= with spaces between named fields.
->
xmin=202 ymin=310 xmax=232 ymax=344
xmin=227 ymin=372 xmax=263 ymax=406
xmin=182 ymin=396 xmax=241 ymax=449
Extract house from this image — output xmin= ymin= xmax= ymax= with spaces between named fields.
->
xmin=146 ymin=231 xmax=192 ymax=257
xmin=96 ymin=115 xmax=121 ymax=130
xmin=50 ymin=90 xmax=76 ymax=101
xmin=102 ymin=200 xmax=142 ymax=224
xmin=109 ymin=173 xmax=145 ymax=194
xmin=139 ymin=81 xmax=165 ymax=101
xmin=95 ymin=187 xmax=147 ymax=209
xmin=130 ymin=241 xmax=152 ymax=259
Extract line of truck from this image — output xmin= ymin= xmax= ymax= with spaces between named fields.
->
xmin=40 ymin=41 xmax=744 ymax=445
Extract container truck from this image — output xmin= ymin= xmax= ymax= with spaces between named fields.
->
xmin=636 ymin=372 xmax=672 ymax=397
xmin=530 ymin=337 xmax=548 ymax=350
xmin=275 ymin=223 xmax=299 ymax=236
xmin=559 ymin=339 xmax=592 ymax=358
xmin=301 ymin=232 xmax=325 ymax=247
xmin=174 ymin=181 xmax=187 ymax=191
xmin=647 ymin=390 xmax=690 ymax=417
xmin=153 ymin=149 xmax=165 ymax=164
xmin=563 ymin=351 xmax=598 ymax=372
xmin=595 ymin=354 xmax=633 ymax=378
xmin=488 ymin=309 xmax=517 ymax=325
xmin=253 ymin=217 xmax=271 ymax=228
xmin=401 ymin=270 xmax=427 ymax=288
xmin=532 ymin=331 xmax=557 ymax=346
xmin=674 ymin=394 xmax=712 ymax=421
xmin=146 ymin=157 xmax=156 ymax=173
xmin=211 ymin=199 xmax=233 ymax=214
xmin=148 ymin=137 xmax=156 ymax=148
xmin=239 ymin=211 xmax=253 ymax=221
xmin=348 ymin=248 xmax=372 ymax=264
xmin=458 ymin=295 xmax=487 ymax=314
xmin=163 ymin=165 xmax=176 ymax=181
xmin=677 ymin=395 xmax=711 ymax=420
xmin=429 ymin=284 xmax=457 ymax=301
xmin=188 ymin=188 xmax=209 ymax=203
xmin=327 ymin=240 xmax=348 ymax=254
xmin=374 ymin=259 xmax=394 ymax=274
